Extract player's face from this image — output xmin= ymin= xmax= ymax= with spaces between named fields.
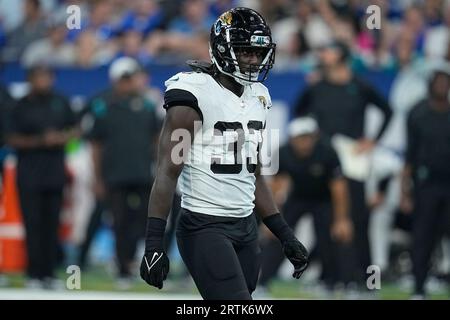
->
xmin=234 ymin=47 xmax=266 ymax=74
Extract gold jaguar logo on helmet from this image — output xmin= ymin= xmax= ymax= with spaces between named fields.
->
xmin=220 ymin=11 xmax=233 ymax=25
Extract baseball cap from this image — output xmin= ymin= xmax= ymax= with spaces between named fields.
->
xmin=109 ymin=57 xmax=141 ymax=82
xmin=288 ymin=117 xmax=319 ymax=137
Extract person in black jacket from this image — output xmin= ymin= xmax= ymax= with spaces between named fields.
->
xmin=401 ymin=65 xmax=450 ymax=299
xmin=87 ymin=58 xmax=160 ymax=287
xmin=295 ymin=40 xmax=392 ymax=286
xmin=0 ymin=83 xmax=14 ymax=288
xmin=6 ymin=65 xmax=78 ymax=288
xmin=259 ymin=117 xmax=353 ymax=294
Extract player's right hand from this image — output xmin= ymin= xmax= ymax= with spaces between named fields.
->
xmin=283 ymin=238 xmax=309 ymax=279
xmin=140 ymin=250 xmax=170 ymax=289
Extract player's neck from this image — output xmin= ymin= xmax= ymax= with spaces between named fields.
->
xmin=216 ymin=73 xmax=244 ymax=97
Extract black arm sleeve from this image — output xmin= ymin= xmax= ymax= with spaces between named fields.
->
xmin=164 ymin=89 xmax=203 ymax=122
xmin=363 ymin=82 xmax=392 ymax=141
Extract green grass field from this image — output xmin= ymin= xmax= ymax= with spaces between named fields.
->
xmin=2 ymin=264 xmax=449 ymax=300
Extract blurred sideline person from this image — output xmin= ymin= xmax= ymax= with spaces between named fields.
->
xmin=6 ymin=65 xmax=78 ymax=289
xmin=0 ymin=84 xmax=14 ymax=151
xmin=0 ymin=83 xmax=14 ymax=287
xmin=140 ymin=8 xmax=309 ymax=300
xmin=367 ymin=32 xmax=427 ymax=276
xmin=259 ymin=117 xmax=352 ymax=294
xmin=87 ymin=57 xmax=159 ymax=288
xmin=295 ymin=40 xmax=392 ymax=285
xmin=401 ymin=64 xmax=450 ymax=299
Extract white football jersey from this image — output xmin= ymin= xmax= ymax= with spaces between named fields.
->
xmin=165 ymin=71 xmax=272 ymax=218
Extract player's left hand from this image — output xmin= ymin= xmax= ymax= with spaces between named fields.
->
xmin=140 ymin=250 xmax=170 ymax=289
xmin=283 ymin=238 xmax=309 ymax=279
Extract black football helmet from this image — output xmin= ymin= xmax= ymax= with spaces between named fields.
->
xmin=209 ymin=7 xmax=276 ymax=85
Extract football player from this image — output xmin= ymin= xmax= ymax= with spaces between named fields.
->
xmin=140 ymin=7 xmax=309 ymax=300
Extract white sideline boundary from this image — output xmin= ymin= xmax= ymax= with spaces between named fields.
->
xmin=0 ymin=288 xmax=200 ymax=300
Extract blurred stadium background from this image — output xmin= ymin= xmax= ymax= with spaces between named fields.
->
xmin=0 ymin=0 xmax=449 ymax=300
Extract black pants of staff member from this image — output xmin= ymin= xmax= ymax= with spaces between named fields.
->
xmin=260 ymin=199 xmax=343 ymax=288
xmin=347 ymin=178 xmax=371 ymax=283
xmin=107 ymin=184 xmax=149 ymax=277
xmin=18 ymin=185 xmax=63 ymax=280
xmin=412 ymin=182 xmax=450 ymax=295
xmin=78 ymin=200 xmax=106 ymax=269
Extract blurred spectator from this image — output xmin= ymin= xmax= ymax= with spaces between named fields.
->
xmin=272 ymin=0 xmax=333 ymax=56
xmin=0 ymin=22 xmax=5 ymax=50
xmin=67 ymin=0 xmax=116 ymax=43
xmin=115 ymin=29 xmax=152 ymax=65
xmin=114 ymin=0 xmax=164 ymax=36
xmin=260 ymin=117 xmax=352 ymax=294
xmin=401 ymin=64 xmax=450 ymax=299
xmin=74 ymin=30 xmax=117 ymax=68
xmin=424 ymin=3 xmax=450 ymax=59
xmin=0 ymin=0 xmax=23 ymax=31
xmin=353 ymin=0 xmax=398 ymax=71
xmin=208 ymin=0 xmax=236 ymax=18
xmin=168 ymin=0 xmax=215 ymax=35
xmin=86 ymin=57 xmax=160 ymax=288
xmin=258 ymin=0 xmax=291 ymax=25
xmin=142 ymin=0 xmax=216 ymax=62
xmin=367 ymin=29 xmax=429 ymax=274
xmin=271 ymin=0 xmax=329 ymax=71
xmin=6 ymin=65 xmax=78 ymax=289
xmin=401 ymin=5 xmax=426 ymax=54
xmin=422 ymin=0 xmax=445 ymax=26
xmin=295 ymin=40 xmax=393 ymax=287
xmin=21 ymin=19 xmax=76 ymax=67
xmin=2 ymin=0 xmax=48 ymax=62
xmin=50 ymin=0 xmax=88 ymax=27
xmin=380 ymin=30 xmax=427 ymax=154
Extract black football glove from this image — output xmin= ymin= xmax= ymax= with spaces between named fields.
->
xmin=140 ymin=250 xmax=170 ymax=289
xmin=140 ymin=217 xmax=169 ymax=289
xmin=283 ymin=238 xmax=309 ymax=279
xmin=263 ymin=213 xmax=309 ymax=279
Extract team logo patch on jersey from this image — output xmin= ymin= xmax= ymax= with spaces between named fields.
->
xmin=258 ymin=96 xmax=268 ymax=109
